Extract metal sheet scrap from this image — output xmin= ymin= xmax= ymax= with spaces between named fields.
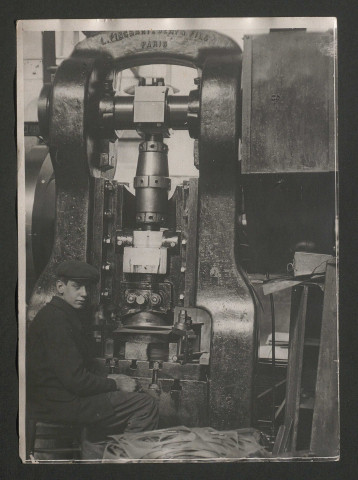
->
xmin=103 ymin=426 xmax=270 ymax=460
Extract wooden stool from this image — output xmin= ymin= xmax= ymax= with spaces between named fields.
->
xmin=26 ymin=417 xmax=82 ymax=461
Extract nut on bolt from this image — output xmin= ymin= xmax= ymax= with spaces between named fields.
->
xmin=150 ymin=293 xmax=161 ymax=306
xmin=104 ymin=210 xmax=113 ymax=219
xmin=105 ymin=181 xmax=114 ymax=192
xmin=126 ymin=293 xmax=136 ymax=304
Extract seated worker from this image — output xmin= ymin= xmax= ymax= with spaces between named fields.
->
xmin=27 ymin=260 xmax=159 ymax=459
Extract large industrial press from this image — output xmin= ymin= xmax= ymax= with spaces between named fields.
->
xmin=26 ymin=29 xmax=336 ymax=433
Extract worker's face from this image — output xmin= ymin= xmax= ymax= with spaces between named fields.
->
xmin=56 ymin=279 xmax=89 ymax=309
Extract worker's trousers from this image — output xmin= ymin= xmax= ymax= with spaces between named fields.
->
xmin=79 ymin=391 xmax=159 ymax=460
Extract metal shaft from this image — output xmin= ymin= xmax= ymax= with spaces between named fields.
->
xmin=98 ymin=93 xmax=199 ymax=137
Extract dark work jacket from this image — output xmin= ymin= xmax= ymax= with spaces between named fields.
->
xmin=27 ymin=296 xmax=116 ymax=423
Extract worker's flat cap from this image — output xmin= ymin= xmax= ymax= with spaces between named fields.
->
xmin=55 ymin=260 xmax=100 ymax=283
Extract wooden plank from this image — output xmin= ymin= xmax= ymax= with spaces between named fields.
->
xmin=257 ymin=379 xmax=286 ymax=400
xmin=272 ymin=424 xmax=286 ymax=455
xmin=283 ymin=285 xmax=309 ymax=452
xmin=263 ymin=278 xmax=303 ymax=295
xmin=272 ymin=418 xmax=293 ymax=455
xmin=310 ymin=261 xmax=339 ymax=457
xmin=275 ymin=398 xmax=286 ymax=420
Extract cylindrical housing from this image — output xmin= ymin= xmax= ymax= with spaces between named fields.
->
xmin=135 ymin=189 xmax=169 ymax=223
xmin=134 ymin=137 xmax=170 ymax=227
xmin=136 ymin=140 xmax=169 ymax=176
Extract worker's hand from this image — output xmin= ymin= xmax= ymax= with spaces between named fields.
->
xmin=107 ymin=374 xmax=140 ymax=393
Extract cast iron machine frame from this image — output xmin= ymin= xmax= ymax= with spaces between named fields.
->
xmin=29 ymin=30 xmax=257 ymax=430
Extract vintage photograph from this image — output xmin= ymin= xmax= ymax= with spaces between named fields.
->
xmin=17 ymin=18 xmax=338 ymax=463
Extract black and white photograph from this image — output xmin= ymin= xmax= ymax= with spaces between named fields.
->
xmin=17 ymin=17 xmax=338 ymax=463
